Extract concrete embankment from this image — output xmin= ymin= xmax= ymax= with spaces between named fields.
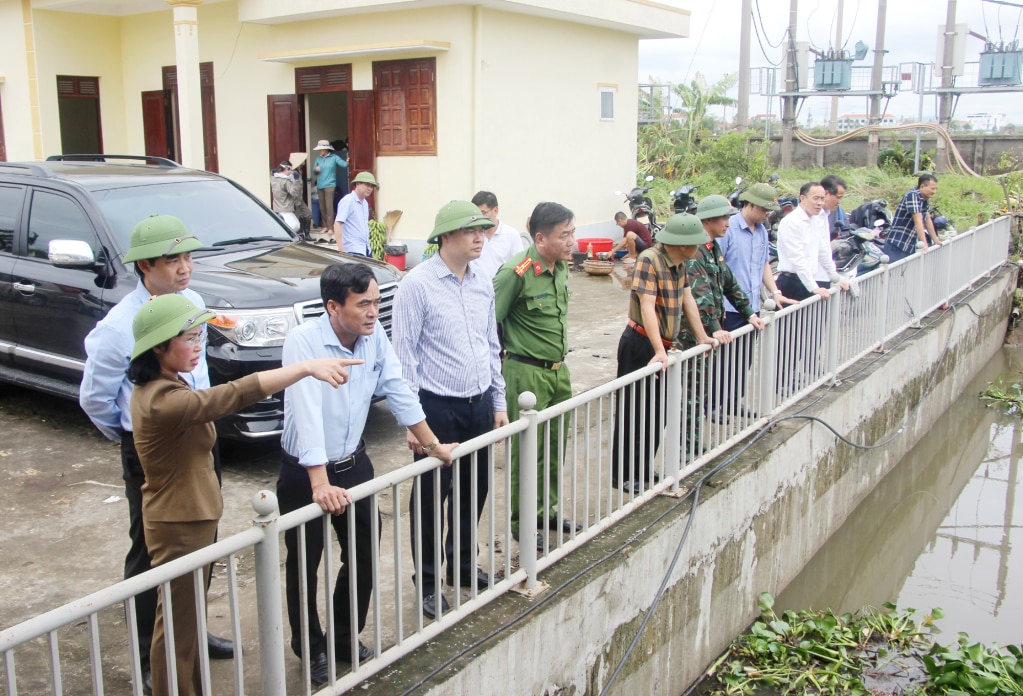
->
xmin=366 ymin=264 xmax=1016 ymax=696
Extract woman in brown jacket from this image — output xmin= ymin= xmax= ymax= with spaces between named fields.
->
xmin=128 ymin=293 xmax=359 ymax=696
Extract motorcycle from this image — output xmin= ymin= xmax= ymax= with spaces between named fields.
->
xmin=930 ymin=205 xmax=957 ymax=240
xmin=617 ymin=175 xmax=661 ymax=232
xmin=726 ymin=176 xmax=746 ymax=210
xmin=832 ymin=220 xmax=887 ymax=279
xmin=848 ymin=199 xmax=892 ymax=239
xmin=670 ymin=183 xmax=698 ymax=215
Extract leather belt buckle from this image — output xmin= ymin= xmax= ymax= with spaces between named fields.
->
xmin=550 ymin=362 xmax=563 ymax=370
xmin=330 ymin=455 xmax=356 ymax=474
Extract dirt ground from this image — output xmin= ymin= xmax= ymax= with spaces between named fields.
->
xmin=0 ymin=263 xmax=637 ymax=694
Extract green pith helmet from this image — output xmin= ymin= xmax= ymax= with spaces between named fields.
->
xmin=131 ymin=293 xmax=215 ymax=360
xmin=351 ymin=171 xmax=380 ymax=188
xmin=739 ymin=183 xmax=781 ymax=211
xmin=655 ymin=213 xmax=709 ymax=246
xmin=122 ymin=214 xmax=203 ymax=263
xmin=696 ymin=194 xmax=737 ymax=220
xmin=427 ymin=200 xmax=495 ymax=244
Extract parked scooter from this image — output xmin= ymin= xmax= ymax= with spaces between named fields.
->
xmin=670 ymin=183 xmax=699 ymax=215
xmin=726 ymin=176 xmax=746 ymax=210
xmin=617 ymin=175 xmax=660 ymax=231
xmin=930 ymin=205 xmax=957 ymax=240
xmin=832 ymin=220 xmax=887 ymax=278
xmin=848 ymin=198 xmax=892 ymax=239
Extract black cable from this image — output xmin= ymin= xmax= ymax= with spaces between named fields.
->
xmin=754 ymin=0 xmax=785 ymax=48
xmin=752 ymin=12 xmax=785 ymax=67
xmin=841 ymin=0 xmax=861 ymax=51
xmin=396 ymin=264 xmax=1012 ymax=695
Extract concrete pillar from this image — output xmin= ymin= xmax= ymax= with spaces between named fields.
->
xmin=866 ymin=0 xmax=887 ymax=168
xmin=166 ymin=0 xmax=205 ymax=170
xmin=974 ymin=136 xmax=985 ymax=174
xmin=936 ymin=0 xmax=958 ymax=174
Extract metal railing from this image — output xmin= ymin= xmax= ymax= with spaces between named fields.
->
xmin=0 ymin=216 xmax=1011 ymax=695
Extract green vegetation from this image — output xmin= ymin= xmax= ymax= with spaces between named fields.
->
xmin=705 ymin=593 xmax=1023 ymax=695
xmin=980 ymin=375 xmax=1023 ymax=412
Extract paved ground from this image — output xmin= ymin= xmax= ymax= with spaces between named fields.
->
xmin=0 ymin=263 xmax=637 ymax=694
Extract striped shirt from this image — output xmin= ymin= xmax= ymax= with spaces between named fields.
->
xmin=628 ymin=243 xmax=688 ymax=342
xmin=392 ymin=253 xmax=507 ymax=411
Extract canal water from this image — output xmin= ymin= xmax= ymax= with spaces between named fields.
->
xmin=775 ymin=345 xmax=1023 ymax=646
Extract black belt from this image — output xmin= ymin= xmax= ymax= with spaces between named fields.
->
xmin=283 ymin=440 xmax=366 ymax=474
xmin=506 ymin=352 xmax=564 ymax=371
xmin=419 ymin=389 xmax=488 ymax=404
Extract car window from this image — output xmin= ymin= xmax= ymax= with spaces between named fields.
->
xmin=92 ymin=179 xmax=291 ymax=254
xmin=26 ymin=190 xmax=99 ymax=259
xmin=0 ymin=185 xmax=24 ymax=254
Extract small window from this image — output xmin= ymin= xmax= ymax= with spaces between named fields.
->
xmin=0 ymin=185 xmax=23 ymax=254
xmin=26 ymin=190 xmax=98 ymax=260
xmin=600 ymin=87 xmax=616 ymax=121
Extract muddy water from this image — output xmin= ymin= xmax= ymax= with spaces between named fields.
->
xmin=776 ymin=346 xmax=1023 ymax=645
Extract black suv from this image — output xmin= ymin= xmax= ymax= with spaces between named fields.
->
xmin=0 ymin=156 xmax=401 ymax=439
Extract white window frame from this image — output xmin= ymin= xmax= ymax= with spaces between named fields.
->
xmin=599 ymin=86 xmax=616 ymax=121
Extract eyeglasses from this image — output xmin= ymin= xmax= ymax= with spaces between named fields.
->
xmin=176 ymin=330 xmax=205 ymax=347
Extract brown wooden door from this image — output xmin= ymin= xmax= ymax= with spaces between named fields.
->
xmin=0 ymin=91 xmax=6 ymax=161
xmin=201 ymin=84 xmax=218 ymax=172
xmin=267 ymin=94 xmax=304 ymax=174
xmin=349 ymin=90 xmax=376 ymax=213
xmin=141 ymin=90 xmax=171 ymax=160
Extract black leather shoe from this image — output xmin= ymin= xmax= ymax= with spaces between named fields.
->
xmin=422 ymin=593 xmax=451 ymax=620
xmin=539 ymin=516 xmax=582 ymax=534
xmin=309 ymin=651 xmax=329 ymax=687
xmin=207 ymin=633 xmax=234 ymax=660
xmin=512 ymin=530 xmax=545 ymax=552
xmin=337 ymin=640 xmax=373 ymax=663
xmin=445 ymin=568 xmax=491 ymax=588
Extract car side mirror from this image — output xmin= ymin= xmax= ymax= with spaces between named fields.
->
xmin=48 ymin=239 xmax=96 ymax=267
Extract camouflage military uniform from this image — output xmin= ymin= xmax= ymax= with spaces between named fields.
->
xmin=678 ymin=240 xmax=755 ymax=457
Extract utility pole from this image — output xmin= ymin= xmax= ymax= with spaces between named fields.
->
xmin=866 ymin=0 xmax=887 ymax=167
xmin=828 ymin=0 xmax=845 ymax=134
xmin=936 ymin=0 xmax=958 ymax=173
xmin=781 ymin=0 xmax=798 ymax=168
xmin=738 ymin=0 xmax=753 ymax=131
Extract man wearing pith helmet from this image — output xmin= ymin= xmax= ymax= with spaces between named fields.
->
xmin=392 ymin=200 xmax=508 ymax=619
xmin=334 ymin=171 xmax=379 ymax=256
xmin=80 ymin=214 xmax=233 ymax=693
xmin=611 ymin=213 xmax=712 ymax=495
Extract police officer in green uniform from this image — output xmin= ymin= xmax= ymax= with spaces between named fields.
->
xmin=493 ymin=202 xmax=579 ymax=551
xmin=680 ymin=196 xmax=766 ymax=453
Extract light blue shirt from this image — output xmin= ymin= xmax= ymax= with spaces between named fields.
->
xmin=79 ymin=282 xmax=209 ymax=442
xmin=335 ymin=191 xmax=370 ymax=256
xmin=281 ymin=312 xmax=426 ymax=467
xmin=719 ymin=212 xmax=770 ymax=314
xmin=391 ymin=254 xmax=506 ymax=411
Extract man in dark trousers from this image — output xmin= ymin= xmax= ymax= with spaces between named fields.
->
xmin=277 ymin=263 xmax=456 ymax=687
xmin=392 ymin=200 xmax=508 ymax=620
xmin=80 ymin=214 xmax=234 ymax=694
xmin=609 ymin=211 xmax=654 ymax=262
xmin=612 ymin=213 xmax=711 ymax=494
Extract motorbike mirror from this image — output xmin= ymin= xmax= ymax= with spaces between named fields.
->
xmin=734 ymin=176 xmax=743 ymax=185
xmin=873 ymin=219 xmax=885 ymax=227
xmin=644 ymin=175 xmax=655 ymax=182
xmin=614 ymin=190 xmax=623 ymax=196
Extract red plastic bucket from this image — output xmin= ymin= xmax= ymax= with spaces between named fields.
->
xmin=576 ymin=238 xmax=613 ymax=254
xmin=384 ymin=243 xmax=407 ymax=271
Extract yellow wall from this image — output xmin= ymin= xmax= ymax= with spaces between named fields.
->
xmin=5 ymin=0 xmax=644 ymax=239
xmin=32 ymin=9 xmax=127 ymax=156
xmin=1 ymin=0 xmax=35 ymax=159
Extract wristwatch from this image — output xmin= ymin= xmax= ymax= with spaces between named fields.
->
xmin=423 ymin=438 xmax=440 ymax=453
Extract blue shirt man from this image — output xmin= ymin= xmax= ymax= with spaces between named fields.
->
xmin=883 ymin=174 xmax=942 ymax=263
xmin=276 ymin=262 xmax=455 ymax=686
xmin=79 ymin=214 xmax=233 ymax=684
xmin=334 ymin=171 xmax=379 ymax=256
xmin=392 ymin=201 xmax=507 ymax=618
xmin=313 ymin=139 xmax=348 ymax=232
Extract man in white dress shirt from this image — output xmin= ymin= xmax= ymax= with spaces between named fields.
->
xmin=471 ymin=191 xmax=525 ymax=279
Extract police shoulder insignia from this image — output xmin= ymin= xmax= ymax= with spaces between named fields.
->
xmin=533 ymin=262 xmax=543 ymax=275
xmin=514 ymin=257 xmax=532 ymax=277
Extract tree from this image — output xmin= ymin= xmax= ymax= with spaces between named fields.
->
xmin=673 ymin=72 xmax=738 ymax=147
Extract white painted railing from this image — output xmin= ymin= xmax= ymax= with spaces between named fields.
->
xmin=0 ymin=215 xmax=1011 ymax=695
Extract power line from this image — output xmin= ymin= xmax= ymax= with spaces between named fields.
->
xmin=841 ymin=0 xmax=861 ymax=50
xmin=754 ymin=0 xmax=785 ymax=48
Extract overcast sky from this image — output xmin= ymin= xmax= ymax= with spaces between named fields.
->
xmin=638 ymin=0 xmax=1023 ymax=125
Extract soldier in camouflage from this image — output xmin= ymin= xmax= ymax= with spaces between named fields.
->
xmin=678 ymin=196 xmax=765 ymax=456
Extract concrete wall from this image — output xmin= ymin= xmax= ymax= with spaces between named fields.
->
xmin=755 ymin=133 xmax=1023 ymax=174
xmin=365 ymin=265 xmax=1016 ymax=695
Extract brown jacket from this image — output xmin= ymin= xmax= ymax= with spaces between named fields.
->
xmin=130 ymin=373 xmax=265 ymax=523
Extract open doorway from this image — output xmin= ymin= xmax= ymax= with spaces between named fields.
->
xmin=57 ymin=76 xmax=102 ymax=154
xmin=306 ymin=90 xmax=349 ymax=227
